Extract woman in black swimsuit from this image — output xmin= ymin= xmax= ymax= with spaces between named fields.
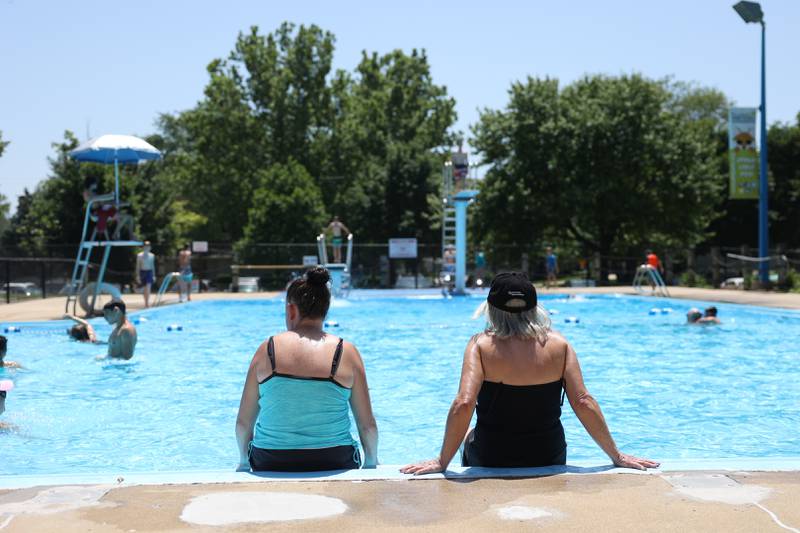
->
xmin=402 ymin=272 xmax=659 ymax=474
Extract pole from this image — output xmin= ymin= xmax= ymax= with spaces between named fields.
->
xmin=454 ymin=199 xmax=467 ymax=295
xmin=758 ymin=21 xmax=769 ymax=284
xmin=114 ymin=157 xmax=120 ymax=204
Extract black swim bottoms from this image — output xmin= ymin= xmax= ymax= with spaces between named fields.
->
xmin=249 ymin=444 xmax=361 ymax=472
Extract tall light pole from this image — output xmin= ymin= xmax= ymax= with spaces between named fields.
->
xmin=733 ymin=1 xmax=769 ymax=284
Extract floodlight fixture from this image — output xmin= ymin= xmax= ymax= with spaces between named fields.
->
xmin=733 ymin=1 xmax=763 ymax=24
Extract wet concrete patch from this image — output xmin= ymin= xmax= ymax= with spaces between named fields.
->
xmin=663 ymin=473 xmax=771 ymax=505
xmin=179 ymin=491 xmax=348 ymax=526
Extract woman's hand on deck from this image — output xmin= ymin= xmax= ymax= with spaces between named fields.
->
xmin=399 ymin=458 xmax=444 ymax=475
xmin=612 ymin=452 xmax=660 ymax=470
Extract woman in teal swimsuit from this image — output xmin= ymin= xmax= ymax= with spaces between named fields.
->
xmin=236 ymin=267 xmax=379 ymax=471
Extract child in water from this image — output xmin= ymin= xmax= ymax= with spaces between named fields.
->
xmin=0 ymin=335 xmax=22 ymax=369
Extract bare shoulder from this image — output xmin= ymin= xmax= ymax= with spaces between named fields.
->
xmin=544 ymin=331 xmax=570 ymax=352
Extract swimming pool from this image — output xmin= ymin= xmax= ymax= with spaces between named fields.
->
xmin=1 ymin=292 xmax=799 ymax=475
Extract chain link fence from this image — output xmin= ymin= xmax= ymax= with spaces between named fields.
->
xmin=3 ymin=243 xmax=799 ymax=304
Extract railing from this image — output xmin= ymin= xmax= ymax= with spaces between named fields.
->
xmin=154 ymin=272 xmax=181 ymax=306
xmin=632 ymin=265 xmax=670 ymax=297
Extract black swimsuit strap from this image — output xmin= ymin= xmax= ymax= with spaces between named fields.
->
xmin=330 ymin=339 xmax=345 ymax=379
xmin=560 ymin=348 xmax=568 ymax=407
xmin=266 ymin=336 xmax=276 ymax=373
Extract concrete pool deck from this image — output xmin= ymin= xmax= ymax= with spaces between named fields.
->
xmin=1 ymin=469 xmax=799 ymax=532
xmin=2 ymin=285 xmax=800 ymax=323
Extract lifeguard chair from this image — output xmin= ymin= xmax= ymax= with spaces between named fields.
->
xmin=65 ymin=135 xmax=161 ymax=316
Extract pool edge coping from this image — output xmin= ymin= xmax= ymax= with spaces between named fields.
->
xmin=3 ymin=458 xmax=800 ymax=490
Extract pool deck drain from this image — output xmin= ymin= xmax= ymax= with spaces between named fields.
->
xmin=1 ymin=470 xmax=799 ymax=532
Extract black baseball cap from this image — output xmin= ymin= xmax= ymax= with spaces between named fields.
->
xmin=487 ymin=272 xmax=537 ymax=313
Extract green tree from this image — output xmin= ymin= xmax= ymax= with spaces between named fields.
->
xmin=159 ymin=23 xmax=335 ymax=242
xmin=330 ymin=49 xmax=456 ymax=242
xmin=766 ymin=113 xmax=800 ymax=248
xmin=236 ymin=159 xmax=327 ymax=260
xmin=472 ymin=74 xmax=724 ymax=274
xmin=0 ymin=131 xmax=10 ymax=238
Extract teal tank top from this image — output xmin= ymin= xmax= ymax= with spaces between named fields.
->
xmin=251 ymin=337 xmax=356 ymax=450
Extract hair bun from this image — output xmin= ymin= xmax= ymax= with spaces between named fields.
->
xmin=306 ymin=267 xmax=330 ymax=286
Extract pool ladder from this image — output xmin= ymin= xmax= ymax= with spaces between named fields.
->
xmin=154 ymin=272 xmax=181 ymax=306
xmin=632 ymin=265 xmax=670 ymax=297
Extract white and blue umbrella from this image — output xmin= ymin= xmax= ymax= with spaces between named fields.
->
xmin=70 ymin=134 xmax=162 ymax=202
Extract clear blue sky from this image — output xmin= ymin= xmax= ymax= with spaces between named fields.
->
xmin=1 ymin=0 xmax=798 ymax=211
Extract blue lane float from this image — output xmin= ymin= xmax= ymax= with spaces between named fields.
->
xmin=548 ymin=309 xmax=560 ymax=315
xmin=3 ymin=326 xmax=21 ymax=333
xmin=649 ymin=307 xmax=675 ymax=315
xmin=324 ymin=321 xmax=340 ymax=328
xmin=564 ymin=317 xmax=580 ymax=324
xmin=166 ymin=324 xmax=183 ymax=332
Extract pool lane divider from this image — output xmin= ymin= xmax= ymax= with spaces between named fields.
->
xmin=3 ymin=458 xmax=800 ymax=490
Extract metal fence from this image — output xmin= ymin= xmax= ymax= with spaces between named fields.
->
xmin=3 ymin=243 xmax=799 ymax=304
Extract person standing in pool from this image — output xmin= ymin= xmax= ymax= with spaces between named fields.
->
xmin=325 ymin=216 xmax=350 ymax=264
xmin=102 ymin=301 xmax=137 ymax=360
xmin=0 ymin=379 xmax=16 ymax=432
xmin=177 ymin=244 xmax=193 ymax=302
xmin=0 ymin=336 xmax=22 ymax=369
xmin=236 ymin=267 xmax=378 ymax=472
xmin=136 ymin=241 xmax=156 ymax=308
xmin=401 ymin=272 xmax=658 ymax=474
xmin=544 ymin=246 xmax=558 ymax=288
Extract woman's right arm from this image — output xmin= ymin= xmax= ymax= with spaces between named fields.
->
xmin=563 ymin=342 xmax=659 ymax=470
xmin=348 ymin=345 xmax=378 ymax=468
xmin=235 ymin=351 xmax=262 ymax=471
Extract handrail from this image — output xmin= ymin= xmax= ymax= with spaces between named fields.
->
xmin=632 ymin=264 xmax=670 ymax=297
xmin=154 ymin=272 xmax=180 ymax=306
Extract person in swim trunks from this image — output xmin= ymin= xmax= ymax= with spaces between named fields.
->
xmin=236 ymin=267 xmax=378 ymax=472
xmin=177 ymin=244 xmax=193 ymax=302
xmin=545 ymin=246 xmax=558 ymax=288
xmin=136 ymin=241 xmax=156 ymax=308
xmin=401 ymin=272 xmax=659 ymax=474
xmin=325 ymin=216 xmax=350 ymax=263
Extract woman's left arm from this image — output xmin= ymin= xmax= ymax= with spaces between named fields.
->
xmin=235 ymin=351 xmax=261 ymax=471
xmin=401 ymin=334 xmax=484 ymax=475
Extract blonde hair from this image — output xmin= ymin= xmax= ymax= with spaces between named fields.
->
xmin=473 ymin=300 xmax=551 ymax=344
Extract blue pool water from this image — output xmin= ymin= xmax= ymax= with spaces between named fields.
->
xmin=1 ymin=292 xmax=799 ymax=475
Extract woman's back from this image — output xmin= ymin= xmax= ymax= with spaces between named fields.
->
xmin=252 ymin=332 xmax=356 ymax=451
xmin=465 ymin=333 xmax=569 ymax=467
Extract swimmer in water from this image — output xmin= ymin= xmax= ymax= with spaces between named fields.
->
xmin=0 ymin=335 xmax=22 ymax=369
xmin=65 ymin=314 xmax=99 ymax=343
xmin=698 ymin=306 xmax=721 ymax=325
xmin=102 ymin=301 xmax=137 ymax=360
xmin=65 ymin=301 xmax=137 ymax=359
xmin=686 ymin=308 xmax=703 ymax=324
xmin=0 ymin=380 xmax=15 ymax=432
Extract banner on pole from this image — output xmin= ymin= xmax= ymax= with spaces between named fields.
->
xmin=728 ymin=107 xmax=759 ymax=199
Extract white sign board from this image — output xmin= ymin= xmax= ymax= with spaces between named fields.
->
xmin=302 ymin=255 xmax=319 ymax=266
xmin=389 ymin=238 xmax=418 ymax=259
xmin=192 ymin=241 xmax=208 ymax=253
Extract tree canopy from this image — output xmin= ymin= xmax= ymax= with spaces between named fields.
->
xmin=471 ymin=74 xmax=727 ymax=265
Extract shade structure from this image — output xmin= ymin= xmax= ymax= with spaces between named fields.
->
xmin=69 ymin=134 xmax=162 ymax=203
xmin=69 ymin=134 xmax=161 ymax=164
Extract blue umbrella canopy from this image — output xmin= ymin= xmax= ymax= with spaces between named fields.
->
xmin=69 ymin=134 xmax=161 ymax=164
xmin=69 ymin=134 xmax=161 ymax=203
